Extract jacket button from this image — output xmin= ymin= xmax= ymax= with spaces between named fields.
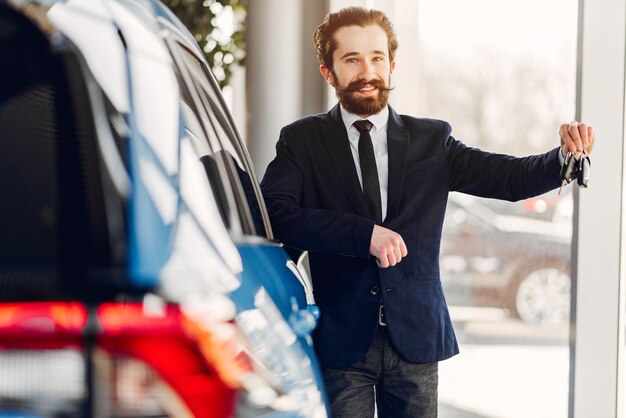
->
xmin=369 ymin=286 xmax=380 ymax=296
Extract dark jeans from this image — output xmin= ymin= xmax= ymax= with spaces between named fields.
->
xmin=322 ymin=325 xmax=438 ymax=418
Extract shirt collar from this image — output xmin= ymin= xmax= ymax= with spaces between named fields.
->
xmin=340 ymin=104 xmax=389 ymax=134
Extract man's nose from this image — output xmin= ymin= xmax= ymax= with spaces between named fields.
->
xmin=359 ymin=60 xmax=376 ymax=79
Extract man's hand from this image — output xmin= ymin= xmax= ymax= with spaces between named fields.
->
xmin=560 ymin=121 xmax=596 ymax=159
xmin=370 ymin=225 xmax=408 ymax=268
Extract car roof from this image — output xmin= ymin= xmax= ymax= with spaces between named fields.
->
xmin=449 ymin=193 xmax=572 ymax=240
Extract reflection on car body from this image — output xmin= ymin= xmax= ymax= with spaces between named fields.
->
xmin=441 ymin=193 xmax=571 ymax=326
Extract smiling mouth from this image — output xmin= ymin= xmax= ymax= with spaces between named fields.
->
xmin=357 ymin=85 xmax=377 ymax=94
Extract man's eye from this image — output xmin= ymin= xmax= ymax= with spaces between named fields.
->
xmin=346 ymin=58 xmax=358 ymax=63
xmin=373 ymin=56 xmax=384 ymax=62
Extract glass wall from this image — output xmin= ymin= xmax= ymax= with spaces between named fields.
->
xmin=365 ymin=0 xmax=579 ymax=416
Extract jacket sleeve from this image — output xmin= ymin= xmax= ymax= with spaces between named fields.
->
xmin=260 ymin=127 xmax=374 ymax=258
xmin=442 ymin=122 xmax=563 ymax=200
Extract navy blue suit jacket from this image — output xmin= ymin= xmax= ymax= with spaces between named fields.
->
xmin=261 ymin=104 xmax=562 ymax=368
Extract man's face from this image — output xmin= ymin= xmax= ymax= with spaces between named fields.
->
xmin=320 ymin=24 xmax=395 ymax=117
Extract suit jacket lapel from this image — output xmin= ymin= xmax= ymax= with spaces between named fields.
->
xmin=385 ymin=107 xmax=409 ymax=223
xmin=322 ymin=105 xmax=371 ymax=218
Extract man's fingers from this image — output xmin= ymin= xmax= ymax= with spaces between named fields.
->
xmin=369 ymin=225 xmax=408 ymax=268
xmin=395 ymin=247 xmax=404 ymax=260
xmin=374 ymin=246 xmax=402 ymax=268
xmin=567 ymin=122 xmax=583 ymax=152
xmin=586 ymin=126 xmax=595 ymax=154
xmin=390 ymin=248 xmax=402 ymax=266
xmin=374 ymin=246 xmax=392 ymax=268
xmin=373 ymin=249 xmax=389 ymax=268
xmin=400 ymin=239 xmax=408 ymax=257
xmin=384 ymin=246 xmax=402 ymax=267
xmin=559 ymin=124 xmax=576 ymax=154
xmin=559 ymin=121 xmax=595 ymax=158
xmin=379 ymin=254 xmax=389 ymax=268
xmin=578 ymin=122 xmax=588 ymax=149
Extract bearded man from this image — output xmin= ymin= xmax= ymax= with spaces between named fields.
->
xmin=261 ymin=7 xmax=595 ymax=418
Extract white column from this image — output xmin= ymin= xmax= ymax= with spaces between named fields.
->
xmin=383 ymin=0 xmax=420 ymax=117
xmin=246 ymin=0 xmax=327 ymax=178
xmin=301 ymin=0 xmax=328 ymax=117
xmin=571 ymin=0 xmax=626 ymax=416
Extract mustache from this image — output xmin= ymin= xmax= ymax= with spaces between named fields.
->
xmin=336 ymin=78 xmax=394 ymax=94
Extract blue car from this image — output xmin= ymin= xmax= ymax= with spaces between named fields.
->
xmin=0 ymin=0 xmax=327 ymax=416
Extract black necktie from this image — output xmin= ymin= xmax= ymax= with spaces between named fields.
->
xmin=354 ymin=120 xmax=382 ymax=224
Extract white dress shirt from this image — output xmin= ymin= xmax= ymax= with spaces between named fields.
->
xmin=340 ymin=105 xmax=389 ymax=221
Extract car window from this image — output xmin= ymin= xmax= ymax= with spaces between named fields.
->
xmin=199 ymin=75 xmax=272 ymax=241
xmin=169 ymin=38 xmax=271 ymax=239
xmin=180 ymin=100 xmax=238 ymax=232
xmin=168 ymin=47 xmax=245 ymax=237
xmin=173 ymin=45 xmax=255 ymax=235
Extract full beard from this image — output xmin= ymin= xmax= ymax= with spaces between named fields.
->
xmin=334 ymin=77 xmax=392 ymax=116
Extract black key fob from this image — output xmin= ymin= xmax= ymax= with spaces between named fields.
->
xmin=560 ymin=153 xmax=577 ymax=184
xmin=577 ymin=154 xmax=590 ymax=188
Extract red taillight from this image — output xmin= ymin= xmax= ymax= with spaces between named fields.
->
xmin=181 ymin=315 xmax=253 ymax=389
xmin=98 ymin=303 xmax=237 ymax=418
xmin=0 ymin=302 xmax=87 ymax=349
xmin=0 ymin=302 xmax=238 ymax=418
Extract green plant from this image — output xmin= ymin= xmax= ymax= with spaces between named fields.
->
xmin=163 ymin=0 xmax=246 ymax=88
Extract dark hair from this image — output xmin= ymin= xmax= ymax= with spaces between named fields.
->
xmin=313 ymin=7 xmax=399 ymax=69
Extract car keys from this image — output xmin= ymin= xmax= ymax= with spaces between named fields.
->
xmin=577 ymin=151 xmax=590 ymax=188
xmin=559 ymin=151 xmax=590 ymax=194
xmin=559 ymin=152 xmax=577 ymax=195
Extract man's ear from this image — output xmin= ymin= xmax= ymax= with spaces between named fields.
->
xmin=320 ymin=65 xmax=335 ymax=86
xmin=390 ymin=60 xmax=396 ymax=75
